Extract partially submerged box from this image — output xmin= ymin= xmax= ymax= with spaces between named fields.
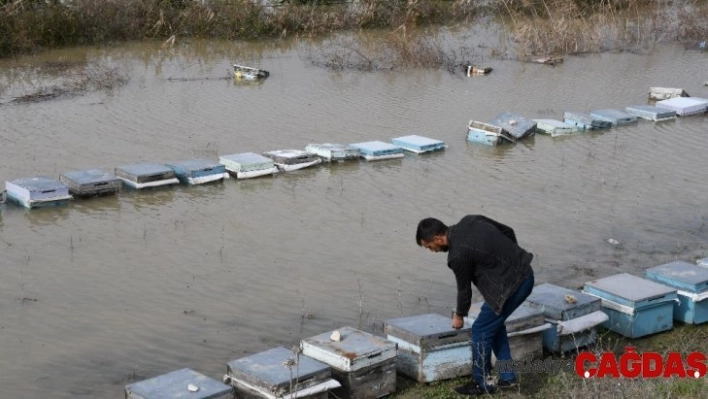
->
xmin=390 ymin=135 xmax=446 ymax=154
xmin=645 ymin=261 xmax=708 ymax=325
xmin=490 ymin=112 xmax=536 ymax=139
xmin=563 ymin=111 xmax=612 ymax=130
xmin=305 ymin=143 xmax=360 ymax=162
xmin=589 ymin=109 xmax=638 ymax=126
xmin=467 ymin=120 xmax=506 ymax=146
xmin=698 ymin=258 xmax=708 ymax=268
xmin=125 ymin=368 xmax=232 ymax=399
xmin=59 ymin=169 xmax=122 ymax=197
xmin=468 ymin=303 xmax=551 ymax=362
xmin=655 ymin=97 xmax=708 ymax=116
xmin=383 ymin=313 xmax=471 ymax=383
xmin=525 ymin=283 xmax=608 ymax=353
xmin=301 ymin=326 xmax=397 ymax=399
xmin=219 ymin=152 xmax=278 ymax=179
xmin=166 ymin=159 xmax=229 ymax=185
xmin=349 ymin=141 xmax=404 ymax=161
xmin=5 ymin=177 xmax=72 ymax=209
xmin=263 ymin=149 xmax=322 ymax=171
xmin=225 ymin=346 xmax=340 ymax=399
xmin=584 ymin=273 xmax=677 ymax=338
xmin=533 ymin=119 xmax=578 ymax=137
xmin=649 ymin=87 xmax=689 ymax=100
xmin=115 ymin=163 xmax=180 ymax=189
xmin=625 ymin=105 xmax=677 ymax=122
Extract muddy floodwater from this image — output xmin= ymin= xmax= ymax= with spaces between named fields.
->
xmin=0 ymin=31 xmax=707 ymax=398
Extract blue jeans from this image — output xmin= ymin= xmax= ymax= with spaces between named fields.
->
xmin=471 ymin=273 xmax=534 ymax=387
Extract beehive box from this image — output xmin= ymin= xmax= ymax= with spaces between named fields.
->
xmin=59 ymin=169 xmax=122 ymax=197
xmin=625 ymin=105 xmax=677 ymax=122
xmin=390 ymin=135 xmax=446 ymax=154
xmin=383 ymin=313 xmax=471 ymax=383
xmin=655 ymin=97 xmax=708 ymax=116
xmin=1 ymin=189 xmax=6 ymax=204
xmin=525 ymin=283 xmax=608 ymax=353
xmin=490 ymin=112 xmax=536 ymax=139
xmin=563 ymin=111 xmax=612 ymax=130
xmin=698 ymin=258 xmax=708 ymax=268
xmin=467 ymin=120 xmax=505 ymax=146
xmin=649 ymin=87 xmax=689 ymax=100
xmin=263 ymin=149 xmax=322 ymax=171
xmin=349 ymin=141 xmax=404 ymax=161
xmin=166 ymin=159 xmax=229 ymax=185
xmin=219 ymin=152 xmax=278 ymax=179
xmin=589 ymin=109 xmax=638 ymax=126
xmin=301 ymin=326 xmax=397 ymax=399
xmin=584 ymin=273 xmax=677 ymax=338
xmin=225 ymin=346 xmax=340 ymax=399
xmin=5 ymin=177 xmax=72 ymax=209
xmin=125 ymin=368 xmax=232 ymax=399
xmin=533 ymin=119 xmax=578 ymax=137
xmin=645 ymin=261 xmax=708 ymax=325
xmin=115 ymin=163 xmax=180 ymax=189
xmin=467 ymin=303 xmax=551 ymax=362
xmin=305 ymin=143 xmax=361 ymax=162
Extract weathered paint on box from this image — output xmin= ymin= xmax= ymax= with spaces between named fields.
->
xmin=219 ymin=152 xmax=278 ymax=179
xmin=625 ymin=105 xmax=677 ymax=121
xmin=349 ymin=141 xmax=404 ymax=160
xmin=125 ymin=368 xmax=232 ymax=399
xmin=301 ymin=326 xmax=397 ymax=372
xmin=589 ymin=109 xmax=638 ymax=126
xmin=329 ymin=359 xmax=396 ymax=399
xmin=59 ymin=169 xmax=122 ymax=197
xmin=563 ymin=111 xmax=612 ymax=130
xmin=391 ymin=135 xmax=446 ymax=154
xmin=466 ymin=120 xmax=505 ymax=146
xmin=263 ymin=149 xmax=322 ymax=171
xmin=584 ymin=273 xmax=677 ymax=338
xmin=655 ymin=97 xmax=708 ymax=116
xmin=5 ymin=177 xmax=72 ymax=209
xmin=649 ymin=87 xmax=689 ymax=100
xmin=533 ymin=119 xmax=578 ymax=136
xmin=166 ymin=159 xmax=228 ymax=185
xmin=490 ymin=112 xmax=536 ymax=139
xmin=305 ymin=143 xmax=361 ymax=162
xmin=115 ymin=163 xmax=179 ymax=189
xmin=645 ymin=261 xmax=708 ymax=324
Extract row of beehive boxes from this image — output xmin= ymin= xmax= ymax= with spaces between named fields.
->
xmin=1 ymin=136 xmax=446 ymax=209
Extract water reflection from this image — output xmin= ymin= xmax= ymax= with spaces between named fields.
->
xmin=71 ymin=194 xmax=122 ymax=216
xmin=22 ymin=205 xmax=71 ymax=226
xmin=121 ymin=187 xmax=177 ymax=213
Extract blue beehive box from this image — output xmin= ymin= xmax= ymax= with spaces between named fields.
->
xmin=59 ymin=169 xmax=122 ymax=197
xmin=115 ymin=163 xmax=180 ymax=190
xmin=166 ymin=159 xmax=229 ymax=185
xmin=390 ymin=135 xmax=446 ymax=154
xmin=466 ymin=120 xmax=508 ymax=146
xmin=5 ymin=177 xmax=72 ymax=209
xmin=533 ymin=119 xmax=579 ymax=137
xmin=225 ymin=346 xmax=340 ymax=399
xmin=384 ymin=313 xmax=471 ymax=383
xmin=589 ymin=109 xmax=638 ymax=126
xmin=305 ymin=143 xmax=361 ymax=162
xmin=625 ymin=105 xmax=677 ymax=122
xmin=490 ymin=112 xmax=536 ymax=139
xmin=349 ymin=141 xmax=404 ymax=161
xmin=525 ymin=283 xmax=608 ymax=353
xmin=125 ymin=368 xmax=232 ymax=399
xmin=645 ymin=261 xmax=708 ymax=325
xmin=584 ymin=273 xmax=677 ymax=338
xmin=563 ymin=111 xmax=612 ymax=130
xmin=219 ymin=152 xmax=278 ymax=179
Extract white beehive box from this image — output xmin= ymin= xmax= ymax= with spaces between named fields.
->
xmin=655 ymin=97 xmax=708 ymax=116
xmin=5 ymin=177 xmax=72 ymax=209
xmin=125 ymin=368 xmax=232 ymax=399
xmin=115 ymin=163 xmax=180 ymax=190
xmin=219 ymin=152 xmax=278 ymax=179
xmin=263 ymin=149 xmax=322 ymax=172
xmin=625 ymin=105 xmax=677 ymax=121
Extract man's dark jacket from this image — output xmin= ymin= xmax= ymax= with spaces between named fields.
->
xmin=447 ymin=215 xmax=534 ymax=316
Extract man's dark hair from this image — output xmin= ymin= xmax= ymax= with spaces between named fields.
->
xmin=416 ymin=218 xmax=448 ymax=245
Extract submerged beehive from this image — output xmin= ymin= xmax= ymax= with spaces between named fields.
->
xmin=115 ymin=163 xmax=180 ymax=189
xmin=698 ymin=258 xmax=708 ymax=268
xmin=263 ymin=149 xmax=322 ymax=171
xmin=649 ymin=87 xmax=689 ymax=100
xmin=305 ymin=143 xmax=361 ymax=162
xmin=166 ymin=159 xmax=229 ymax=185
xmin=5 ymin=177 xmax=72 ymax=209
xmin=525 ymin=283 xmax=608 ymax=353
xmin=219 ymin=152 xmax=278 ymax=179
xmin=655 ymin=97 xmax=708 ymax=116
xmin=645 ymin=261 xmax=708 ymax=325
xmin=124 ymin=368 xmax=232 ymax=399
xmin=625 ymin=105 xmax=677 ymax=121
xmin=589 ymin=109 xmax=638 ymax=126
xmin=563 ymin=111 xmax=612 ymax=130
xmin=59 ymin=169 xmax=122 ymax=197
xmin=490 ymin=112 xmax=536 ymax=139
xmin=384 ymin=313 xmax=471 ymax=383
xmin=533 ymin=119 xmax=579 ymax=137
xmin=225 ymin=346 xmax=340 ymax=399
xmin=301 ymin=326 xmax=397 ymax=399
xmin=467 ymin=120 xmax=506 ymax=146
xmin=349 ymin=141 xmax=404 ymax=161
xmin=390 ymin=135 xmax=446 ymax=154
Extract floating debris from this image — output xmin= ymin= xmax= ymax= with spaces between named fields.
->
xmin=463 ymin=64 xmax=492 ymax=76
xmin=233 ymin=64 xmax=269 ymax=81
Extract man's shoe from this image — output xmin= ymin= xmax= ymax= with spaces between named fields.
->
xmin=453 ymin=382 xmax=496 ymax=396
xmin=497 ymin=377 xmax=518 ymax=389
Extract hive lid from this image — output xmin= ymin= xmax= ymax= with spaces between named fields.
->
xmin=584 ymin=273 xmax=677 ymax=308
xmin=384 ymin=313 xmax=469 ymax=347
xmin=167 ymin=158 xmax=221 ymax=172
xmin=646 ymin=261 xmax=708 ymax=293
xmin=125 ymin=368 xmax=231 ymax=399
xmin=525 ymin=283 xmax=600 ymax=320
xmin=60 ymin=169 xmax=119 ymax=184
xmin=116 ymin=163 xmax=174 ymax=176
xmin=301 ymin=326 xmax=396 ymax=372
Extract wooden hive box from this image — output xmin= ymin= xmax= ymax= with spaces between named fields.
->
xmin=390 ymin=135 xmax=446 ymax=154
xmin=584 ymin=273 xmax=677 ymax=338
xmin=349 ymin=141 xmax=404 ymax=161
xmin=262 ymin=149 xmax=321 ymax=171
xmin=383 ymin=313 xmax=471 ymax=383
xmin=219 ymin=152 xmax=278 ymax=179
xmin=645 ymin=261 xmax=708 ymax=325
xmin=225 ymin=346 xmax=340 ymax=399
xmin=115 ymin=163 xmax=179 ymax=190
xmin=562 ymin=111 xmax=612 ymax=130
xmin=59 ymin=169 xmax=122 ymax=197
xmin=655 ymin=97 xmax=708 ymax=116
xmin=305 ymin=143 xmax=361 ymax=162
xmin=301 ymin=326 xmax=397 ymax=399
xmin=166 ymin=159 xmax=229 ymax=185
xmin=466 ymin=120 xmax=506 ymax=146
xmin=625 ymin=105 xmax=677 ymax=122
xmin=589 ymin=109 xmax=638 ymax=126
xmin=124 ymin=368 xmax=232 ymax=399
xmin=5 ymin=177 xmax=72 ymax=209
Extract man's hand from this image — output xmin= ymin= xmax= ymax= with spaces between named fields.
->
xmin=451 ymin=313 xmax=464 ymax=329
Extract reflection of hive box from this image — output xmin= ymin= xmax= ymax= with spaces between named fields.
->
xmin=301 ymin=327 xmax=397 ymax=399
xmin=124 ymin=368 xmax=232 ymax=399
xmin=525 ymin=283 xmax=608 ymax=353
xmin=589 ymin=109 xmax=638 ymax=126
xmin=645 ymin=261 xmax=708 ymax=325
xmin=383 ymin=313 xmax=471 ymax=383
xmin=563 ymin=111 xmax=612 ymax=130
xmin=468 ymin=303 xmax=550 ymax=362
xmin=219 ymin=152 xmax=278 ymax=179
xmin=59 ymin=169 xmax=122 ymax=197
xmin=5 ymin=177 xmax=72 ymax=209
xmin=390 ymin=135 xmax=446 ymax=154
xmin=584 ymin=273 xmax=676 ymax=338
xmin=166 ymin=159 xmax=229 ymax=185
xmin=263 ymin=149 xmax=321 ymax=171
xmin=225 ymin=346 xmax=340 ymax=399
xmin=533 ymin=119 xmax=578 ymax=136
xmin=655 ymin=97 xmax=708 ymax=116
xmin=305 ymin=143 xmax=361 ymax=162
xmin=349 ymin=141 xmax=404 ymax=161
xmin=115 ymin=163 xmax=179 ymax=190
xmin=625 ymin=105 xmax=677 ymax=122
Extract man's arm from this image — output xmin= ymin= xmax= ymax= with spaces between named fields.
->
xmin=450 ymin=260 xmax=473 ymax=318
